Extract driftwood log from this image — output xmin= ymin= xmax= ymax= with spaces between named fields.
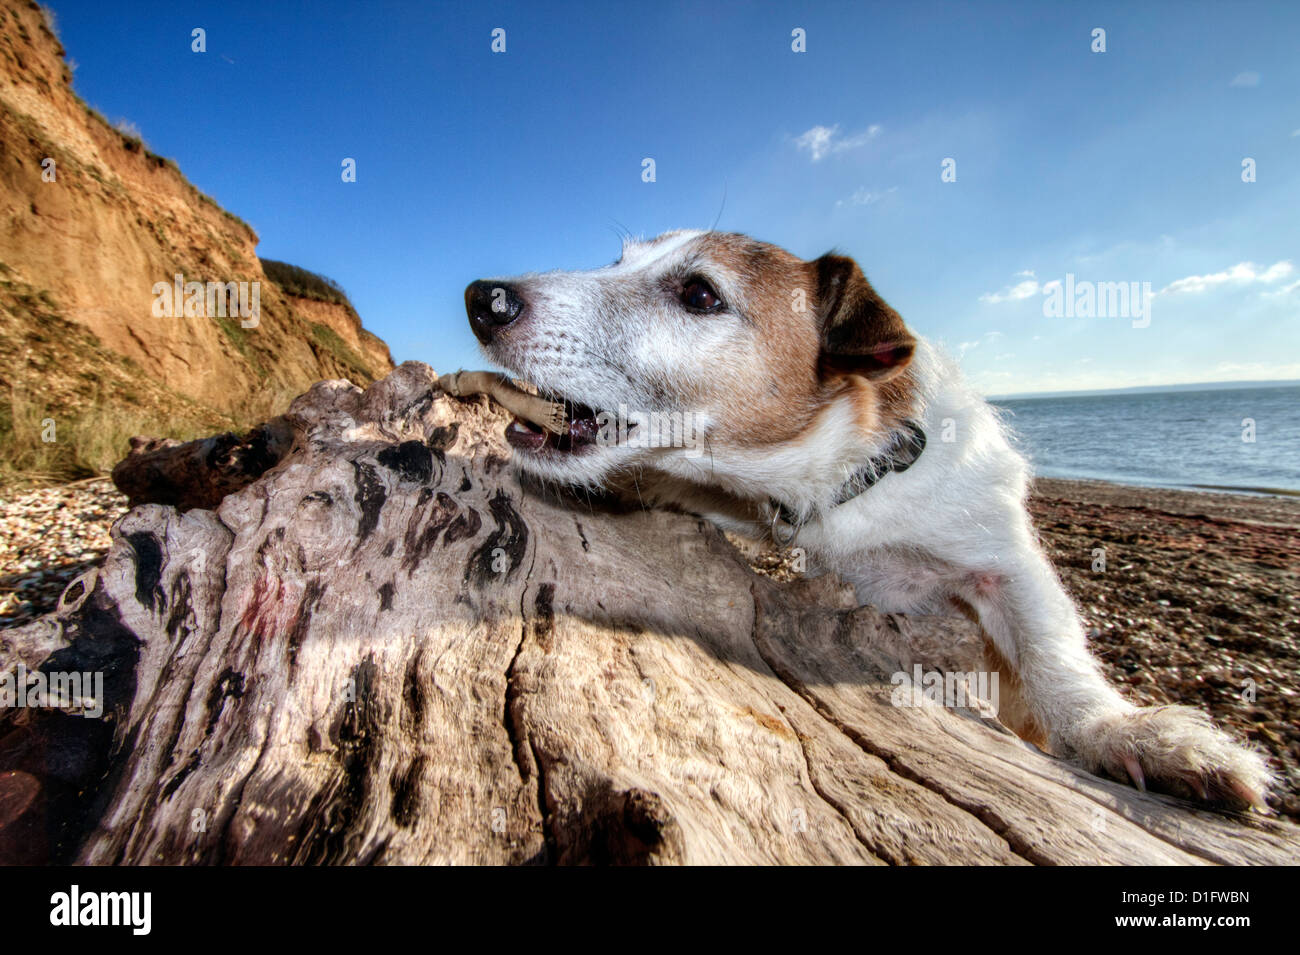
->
xmin=110 ymin=420 xmax=295 ymax=513
xmin=2 ymin=361 xmax=1298 ymax=865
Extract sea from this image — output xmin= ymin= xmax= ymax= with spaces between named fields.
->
xmin=990 ymin=384 xmax=1300 ymax=496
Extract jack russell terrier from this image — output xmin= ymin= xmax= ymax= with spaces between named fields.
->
xmin=462 ymin=229 xmax=1272 ymax=810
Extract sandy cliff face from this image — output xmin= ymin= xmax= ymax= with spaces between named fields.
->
xmin=0 ymin=0 xmax=393 ymax=441
xmin=284 ymin=294 xmax=394 ymax=383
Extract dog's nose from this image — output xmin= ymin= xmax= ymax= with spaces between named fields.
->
xmin=465 ymin=280 xmax=525 ymax=343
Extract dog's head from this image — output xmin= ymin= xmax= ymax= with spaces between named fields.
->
xmin=464 ymin=230 xmax=917 ymax=497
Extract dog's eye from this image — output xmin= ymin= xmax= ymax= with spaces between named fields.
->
xmin=680 ymin=278 xmax=722 ymax=312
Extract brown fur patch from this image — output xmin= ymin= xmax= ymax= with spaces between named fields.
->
xmin=949 ymin=597 xmax=1048 ymax=746
xmin=973 ymin=612 xmax=1049 ymax=748
xmin=814 ymin=254 xmax=916 ymax=379
xmin=686 ymin=234 xmax=827 ymax=448
xmin=681 ymin=233 xmax=918 ymax=452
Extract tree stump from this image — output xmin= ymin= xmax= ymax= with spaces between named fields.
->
xmin=2 ymin=361 xmax=1296 ymax=865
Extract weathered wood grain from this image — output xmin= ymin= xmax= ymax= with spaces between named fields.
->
xmin=2 ymin=361 xmax=1297 ymax=865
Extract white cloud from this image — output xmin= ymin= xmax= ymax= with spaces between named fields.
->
xmin=981 ymin=261 xmax=1295 ymax=305
xmin=795 ymin=126 xmax=836 ymax=161
xmin=1158 ymin=260 xmax=1293 ymax=295
xmin=978 ymin=363 xmax=1300 ymax=397
xmin=1229 ymin=71 xmax=1261 ymax=87
xmin=1211 ymin=361 xmax=1300 ymax=378
xmin=794 ymin=123 xmax=881 ymax=161
xmin=953 ymin=330 xmax=1005 ymax=358
xmin=1292 ymin=129 xmax=1300 ymax=137
xmin=980 ymin=277 xmax=1040 ymax=304
xmin=1263 ymin=278 xmax=1300 ymax=298
xmin=835 ymin=185 xmax=897 ymax=207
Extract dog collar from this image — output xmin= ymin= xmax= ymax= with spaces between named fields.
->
xmin=769 ymin=419 xmax=927 ymax=536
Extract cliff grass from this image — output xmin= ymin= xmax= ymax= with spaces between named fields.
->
xmin=261 ymin=258 xmax=354 ymax=308
xmin=0 ymin=270 xmax=243 ymax=489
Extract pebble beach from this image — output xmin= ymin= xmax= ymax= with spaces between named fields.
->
xmin=0 ymin=479 xmax=127 ymax=628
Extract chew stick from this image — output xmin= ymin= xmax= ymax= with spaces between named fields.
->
xmin=440 ymin=370 xmax=568 ymax=435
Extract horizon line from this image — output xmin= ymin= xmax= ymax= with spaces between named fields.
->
xmin=984 ymin=376 xmax=1300 ymax=401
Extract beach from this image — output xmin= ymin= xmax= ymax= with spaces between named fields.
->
xmin=2 ymin=475 xmax=1296 ymax=816
xmin=1030 ymin=478 xmax=1299 ymax=817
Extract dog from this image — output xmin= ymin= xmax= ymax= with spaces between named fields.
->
xmin=463 ymin=229 xmax=1272 ymax=809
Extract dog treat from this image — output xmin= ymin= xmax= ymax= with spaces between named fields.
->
xmin=440 ymin=370 xmax=568 ymax=435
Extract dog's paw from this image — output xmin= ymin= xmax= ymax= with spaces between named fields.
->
xmin=1066 ymin=705 xmax=1274 ymax=811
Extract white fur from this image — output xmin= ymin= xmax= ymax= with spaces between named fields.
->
xmin=472 ymin=231 xmax=1274 ymax=808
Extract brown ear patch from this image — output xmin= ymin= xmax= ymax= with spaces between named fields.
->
xmin=814 ymin=254 xmax=916 ymax=382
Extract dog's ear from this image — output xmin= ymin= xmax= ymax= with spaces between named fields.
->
xmin=813 ymin=253 xmax=915 ymax=381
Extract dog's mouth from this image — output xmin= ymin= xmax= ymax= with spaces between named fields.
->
xmin=506 ymin=397 xmax=620 ymax=455
xmin=440 ymin=370 xmax=634 ymax=458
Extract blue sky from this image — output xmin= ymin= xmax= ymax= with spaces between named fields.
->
xmin=46 ymin=0 xmax=1300 ymax=395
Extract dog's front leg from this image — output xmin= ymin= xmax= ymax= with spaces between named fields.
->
xmin=960 ymin=540 xmax=1272 ymax=809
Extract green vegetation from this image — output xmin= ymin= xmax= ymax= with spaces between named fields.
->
xmin=0 ymin=386 xmax=202 ymax=482
xmin=0 ymin=274 xmax=236 ymax=489
xmin=307 ymin=321 xmax=370 ymax=378
xmin=215 ymin=313 xmax=258 ymax=364
xmin=261 ymin=258 xmax=355 ymax=308
xmin=0 ymin=5 xmax=368 ymax=489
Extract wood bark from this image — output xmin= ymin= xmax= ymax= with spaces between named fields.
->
xmin=110 ymin=420 xmax=294 ymax=513
xmin=2 ymin=361 xmax=1297 ymax=865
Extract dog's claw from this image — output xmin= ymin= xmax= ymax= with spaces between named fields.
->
xmin=1230 ymin=780 xmax=1269 ymax=814
xmin=1122 ymin=755 xmax=1146 ymax=792
xmin=1081 ymin=707 xmax=1274 ymax=810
